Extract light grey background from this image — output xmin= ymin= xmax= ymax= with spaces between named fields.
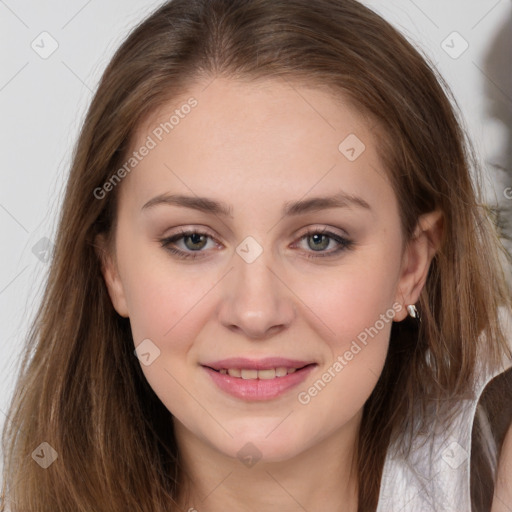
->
xmin=1 ymin=0 xmax=511 ymax=464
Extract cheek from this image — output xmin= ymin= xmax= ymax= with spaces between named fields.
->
xmin=291 ymin=269 xmax=396 ymax=441
xmin=121 ymin=259 xmax=212 ymax=349
xmin=290 ymin=240 xmax=401 ymax=412
xmin=114 ymin=227 xmax=217 ymax=383
xmin=295 ymin=244 xmax=402 ymax=353
xmin=119 ymin=255 xmax=214 ymax=417
xmin=294 ymin=267 xmax=394 ymax=385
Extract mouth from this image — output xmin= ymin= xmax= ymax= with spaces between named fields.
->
xmin=201 ymin=358 xmax=318 ymax=401
xmin=205 ymin=364 xmax=315 ymax=380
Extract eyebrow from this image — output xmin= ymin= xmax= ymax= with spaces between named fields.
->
xmin=141 ymin=192 xmax=371 ymax=217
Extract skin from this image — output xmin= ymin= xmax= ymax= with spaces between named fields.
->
xmin=491 ymin=424 xmax=512 ymax=512
xmin=98 ymin=77 xmax=442 ymax=512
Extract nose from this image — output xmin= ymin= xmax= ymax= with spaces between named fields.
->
xmin=217 ymin=247 xmax=296 ymax=339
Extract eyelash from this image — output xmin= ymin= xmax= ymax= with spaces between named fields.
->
xmin=159 ymin=228 xmax=354 ymax=260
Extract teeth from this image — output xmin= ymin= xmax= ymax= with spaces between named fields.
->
xmin=241 ymin=369 xmax=258 ymax=379
xmin=219 ymin=366 xmax=301 ymax=379
xmin=257 ymin=369 xmax=276 ymax=380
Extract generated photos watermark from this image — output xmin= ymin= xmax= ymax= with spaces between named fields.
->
xmin=297 ymin=302 xmax=403 ymax=405
xmin=93 ymin=97 xmax=198 ymax=200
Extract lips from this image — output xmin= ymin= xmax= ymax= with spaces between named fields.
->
xmin=201 ymin=357 xmax=317 ymax=401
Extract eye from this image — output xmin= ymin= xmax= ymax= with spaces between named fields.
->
xmin=160 ymin=229 xmax=219 ymax=260
xmin=160 ymin=227 xmax=354 ymax=260
xmin=294 ymin=228 xmax=354 ymax=258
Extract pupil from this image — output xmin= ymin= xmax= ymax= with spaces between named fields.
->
xmin=186 ymin=234 xmax=206 ymax=250
xmin=309 ymin=234 xmax=328 ymax=251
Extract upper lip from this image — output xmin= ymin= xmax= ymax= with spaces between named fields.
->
xmin=202 ymin=357 xmax=316 ymax=371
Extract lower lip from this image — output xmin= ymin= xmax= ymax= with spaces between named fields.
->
xmin=202 ymin=365 xmax=317 ymax=401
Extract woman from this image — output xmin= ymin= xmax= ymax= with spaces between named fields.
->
xmin=1 ymin=1 xmax=511 ymax=511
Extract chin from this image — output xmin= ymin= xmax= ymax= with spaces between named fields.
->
xmin=216 ymin=423 xmax=308 ymax=463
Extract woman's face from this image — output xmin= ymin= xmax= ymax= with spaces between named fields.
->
xmin=100 ymin=77 xmax=421 ymax=463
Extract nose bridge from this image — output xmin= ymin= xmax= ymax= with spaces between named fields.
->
xmin=217 ymin=239 xmax=295 ymax=338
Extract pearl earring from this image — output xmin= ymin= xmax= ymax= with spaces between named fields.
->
xmin=407 ymin=304 xmax=420 ymax=320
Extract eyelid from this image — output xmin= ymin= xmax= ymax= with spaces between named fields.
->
xmin=291 ymin=226 xmax=353 ymax=258
xmin=159 ymin=227 xmax=221 ymax=255
xmin=159 ymin=225 xmax=354 ymax=260
xmin=294 ymin=224 xmax=349 ymax=239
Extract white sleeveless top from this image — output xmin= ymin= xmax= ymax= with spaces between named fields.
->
xmin=376 ymin=308 xmax=512 ymax=512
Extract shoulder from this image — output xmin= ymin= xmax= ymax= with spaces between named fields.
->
xmin=491 ymin=423 xmax=512 ymax=512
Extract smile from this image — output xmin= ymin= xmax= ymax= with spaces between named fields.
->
xmin=202 ymin=361 xmax=317 ymax=401
xmin=216 ymin=366 xmax=301 ymax=379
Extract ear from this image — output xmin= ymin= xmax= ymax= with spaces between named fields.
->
xmin=393 ymin=210 xmax=444 ymax=321
xmin=94 ymin=233 xmax=130 ymax=318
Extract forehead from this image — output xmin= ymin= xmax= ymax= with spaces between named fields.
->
xmin=121 ymin=76 xmax=394 ymax=215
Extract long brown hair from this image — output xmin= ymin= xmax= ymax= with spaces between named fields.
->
xmin=2 ymin=1 xmax=511 ymax=511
